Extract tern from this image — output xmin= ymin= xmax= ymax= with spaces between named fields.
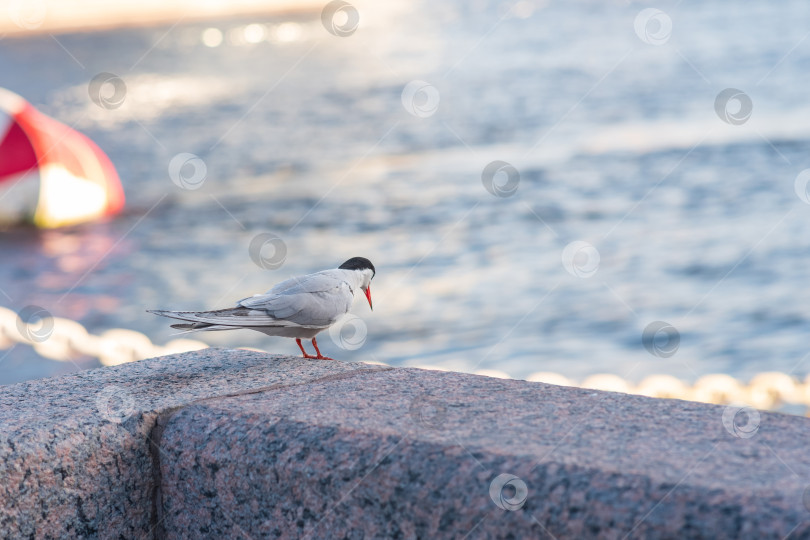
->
xmin=148 ymin=257 xmax=375 ymax=360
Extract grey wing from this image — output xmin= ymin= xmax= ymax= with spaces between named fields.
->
xmin=238 ymin=273 xmax=352 ymax=326
xmin=238 ymin=270 xmax=340 ymax=301
xmin=264 ymin=275 xmax=313 ymax=295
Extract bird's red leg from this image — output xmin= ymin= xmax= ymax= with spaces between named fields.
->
xmin=296 ymin=338 xmax=316 ymax=359
xmin=311 ymin=337 xmax=334 ymax=360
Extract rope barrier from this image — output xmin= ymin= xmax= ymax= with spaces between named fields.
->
xmin=0 ymin=306 xmax=207 ymax=366
xmin=527 ymin=371 xmax=808 ymax=412
xmin=2 ymin=306 xmax=807 ymax=413
xmin=414 ymin=368 xmax=810 ymax=414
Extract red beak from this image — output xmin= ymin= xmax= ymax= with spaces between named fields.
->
xmin=364 ymin=286 xmax=373 ymax=311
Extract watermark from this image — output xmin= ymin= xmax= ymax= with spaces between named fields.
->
xmin=794 ymin=169 xmax=810 ymax=204
xmin=248 ymin=233 xmax=287 ymax=270
xmin=715 ymin=88 xmax=752 ymax=125
xmin=88 ymin=73 xmax=127 ymax=110
xmin=489 ymin=473 xmax=528 ymax=511
xmin=481 ymin=161 xmax=520 ymax=198
xmin=321 ymin=0 xmax=359 ymax=37
xmin=721 ymin=404 xmax=760 ymax=439
xmin=16 ymin=305 xmax=54 ymax=343
xmin=168 ymin=153 xmax=207 ymax=190
xmin=408 ymin=394 xmax=448 ymax=431
xmin=561 ymin=241 xmax=600 ymax=278
xmin=328 ymin=314 xmax=367 ymax=350
xmin=95 ymin=385 xmax=136 ymax=424
xmin=8 ymin=0 xmax=46 ymax=30
xmin=401 ymin=80 xmax=440 ymax=118
xmin=634 ymin=8 xmax=672 ymax=46
xmin=642 ymin=321 xmax=680 ymax=358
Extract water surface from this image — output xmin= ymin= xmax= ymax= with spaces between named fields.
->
xmin=2 ymin=0 xmax=810 ymax=386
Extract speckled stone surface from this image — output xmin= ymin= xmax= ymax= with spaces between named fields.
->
xmin=0 ymin=349 xmax=387 ymax=539
xmin=158 ymin=369 xmax=810 ymax=539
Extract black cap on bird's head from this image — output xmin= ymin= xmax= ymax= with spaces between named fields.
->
xmin=339 ymin=257 xmax=375 ymax=310
xmin=338 ymin=257 xmax=375 ymax=278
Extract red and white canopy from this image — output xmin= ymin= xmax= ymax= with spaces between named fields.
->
xmin=0 ymin=88 xmax=124 ymax=228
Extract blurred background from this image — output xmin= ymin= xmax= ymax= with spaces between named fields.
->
xmin=1 ymin=0 xmax=809 ymax=406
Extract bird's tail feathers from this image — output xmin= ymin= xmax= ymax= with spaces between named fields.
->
xmin=169 ymin=323 xmax=237 ymax=335
xmin=170 ymin=321 xmax=211 ymax=331
xmin=149 ymin=310 xmax=239 ymax=335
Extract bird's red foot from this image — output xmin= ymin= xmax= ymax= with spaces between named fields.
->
xmin=296 ymin=338 xmax=335 ymax=360
xmin=311 ymin=338 xmax=335 ymax=361
xmin=296 ymin=339 xmax=316 ymax=359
